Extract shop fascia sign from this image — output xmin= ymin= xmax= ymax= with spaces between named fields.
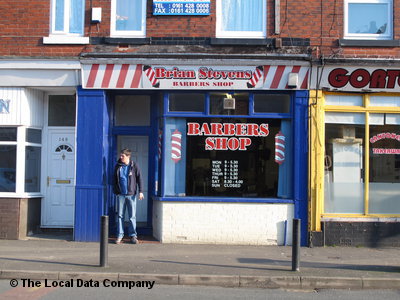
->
xmin=0 ymin=99 xmax=10 ymax=114
xmin=320 ymin=66 xmax=400 ymax=92
xmin=187 ymin=122 xmax=270 ymax=151
xmin=82 ymin=64 xmax=309 ymax=90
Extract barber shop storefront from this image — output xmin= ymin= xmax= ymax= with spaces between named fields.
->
xmin=77 ymin=61 xmax=309 ymax=245
xmin=310 ymin=65 xmax=400 ymax=247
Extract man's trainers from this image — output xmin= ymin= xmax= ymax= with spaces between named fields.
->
xmin=131 ymin=236 xmax=138 ymax=244
xmin=115 ymin=238 xmax=122 ymax=244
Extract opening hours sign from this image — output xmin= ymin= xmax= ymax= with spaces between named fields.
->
xmin=153 ymin=0 xmax=210 ymax=15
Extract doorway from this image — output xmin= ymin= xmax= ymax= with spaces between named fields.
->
xmin=117 ymin=136 xmax=149 ymax=226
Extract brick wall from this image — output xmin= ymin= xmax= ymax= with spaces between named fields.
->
xmin=1 ymin=1 xmax=399 ymax=59
xmin=0 ymin=199 xmax=20 ymax=239
xmin=310 ymin=221 xmax=400 ymax=247
xmin=0 ymin=198 xmax=41 ymax=239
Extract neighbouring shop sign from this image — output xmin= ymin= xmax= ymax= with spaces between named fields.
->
xmin=82 ymin=64 xmax=309 ymax=90
xmin=315 ymin=66 xmax=400 ymax=92
xmin=0 ymin=99 xmax=10 ymax=114
xmin=370 ymin=132 xmax=400 ymax=154
xmin=153 ymin=0 xmax=210 ymax=15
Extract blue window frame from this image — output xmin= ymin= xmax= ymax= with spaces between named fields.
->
xmin=160 ymin=91 xmax=294 ymax=203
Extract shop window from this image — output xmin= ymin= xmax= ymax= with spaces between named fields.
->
xmin=111 ymin=0 xmax=147 ymax=37
xmin=0 ymin=127 xmax=41 ymax=194
xmin=369 ymin=114 xmax=400 ymax=214
xmin=344 ymin=0 xmax=392 ymax=40
xmin=216 ymin=0 xmax=266 ymax=38
xmin=210 ymin=93 xmax=249 ymax=115
xmin=115 ymin=95 xmax=150 ymax=126
xmin=0 ymin=145 xmax=16 ymax=192
xmin=324 ymin=114 xmax=365 ymax=213
xmin=169 ymin=94 xmax=205 ymax=112
xmin=163 ymin=118 xmax=293 ymax=199
xmin=369 ymin=95 xmax=400 ymax=107
xmin=0 ymin=127 xmax=17 ymax=141
xmin=325 ymin=94 xmax=363 ymax=106
xmin=254 ymin=94 xmax=290 ymax=113
xmin=50 ymin=0 xmax=85 ymax=35
xmin=26 ymin=129 xmax=42 ymax=144
xmin=48 ymin=95 xmax=76 ymax=127
xmin=25 ymin=146 xmax=41 ymax=193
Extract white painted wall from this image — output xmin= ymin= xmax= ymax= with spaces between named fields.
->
xmin=0 ymin=88 xmax=44 ymax=127
xmin=153 ymin=201 xmax=294 ymax=245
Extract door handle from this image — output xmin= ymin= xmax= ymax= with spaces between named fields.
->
xmin=47 ymin=176 xmax=50 ymax=187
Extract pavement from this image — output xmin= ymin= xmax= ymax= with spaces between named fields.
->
xmin=0 ymin=234 xmax=399 ymax=290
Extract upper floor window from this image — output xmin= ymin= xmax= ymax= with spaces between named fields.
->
xmin=111 ymin=0 xmax=147 ymax=37
xmin=51 ymin=0 xmax=85 ymax=35
xmin=216 ymin=0 xmax=266 ymax=38
xmin=344 ymin=0 xmax=392 ymax=40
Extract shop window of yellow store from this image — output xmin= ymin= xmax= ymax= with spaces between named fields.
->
xmin=320 ymin=94 xmax=400 ymax=216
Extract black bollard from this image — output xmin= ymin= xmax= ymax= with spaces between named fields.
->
xmin=292 ymin=218 xmax=300 ymax=271
xmin=100 ymin=215 xmax=109 ymax=267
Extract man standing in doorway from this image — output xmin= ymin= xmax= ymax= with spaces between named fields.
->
xmin=113 ymin=148 xmax=144 ymax=244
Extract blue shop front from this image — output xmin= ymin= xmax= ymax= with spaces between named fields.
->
xmin=75 ymin=61 xmax=309 ymax=245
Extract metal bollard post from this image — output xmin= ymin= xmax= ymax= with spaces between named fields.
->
xmin=100 ymin=215 xmax=109 ymax=267
xmin=292 ymin=218 xmax=300 ymax=271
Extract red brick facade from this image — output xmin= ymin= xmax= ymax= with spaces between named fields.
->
xmin=0 ymin=1 xmax=398 ymax=59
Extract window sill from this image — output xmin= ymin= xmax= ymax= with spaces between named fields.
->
xmin=43 ymin=36 xmax=90 ymax=45
xmin=338 ymin=39 xmax=400 ymax=47
xmin=210 ymin=38 xmax=273 ymax=46
xmin=0 ymin=193 xmax=43 ymax=199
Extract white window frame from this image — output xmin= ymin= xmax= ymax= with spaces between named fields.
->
xmin=216 ymin=0 xmax=266 ymax=39
xmin=44 ymin=0 xmax=88 ymax=44
xmin=344 ymin=0 xmax=393 ymax=40
xmin=110 ymin=0 xmax=147 ymax=37
xmin=0 ymin=126 xmax=42 ymax=198
xmin=50 ymin=0 xmax=85 ymax=36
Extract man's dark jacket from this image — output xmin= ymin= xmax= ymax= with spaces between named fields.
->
xmin=113 ymin=160 xmax=143 ymax=196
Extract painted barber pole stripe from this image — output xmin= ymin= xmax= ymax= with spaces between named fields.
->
xmin=275 ymin=131 xmax=285 ymax=164
xmin=300 ymin=69 xmax=309 ymax=89
xmin=116 ymin=64 xmax=130 ymax=88
xmin=263 ymin=65 xmax=309 ymax=89
xmin=143 ymin=65 xmax=160 ymax=88
xmin=171 ymin=129 xmax=182 ymax=163
xmin=263 ymin=65 xmax=271 ymax=85
xmin=84 ymin=64 xmax=143 ymax=89
xmin=102 ymin=64 xmax=114 ymax=88
xmin=158 ymin=130 xmax=162 ymax=159
xmin=247 ymin=66 xmax=263 ymax=88
xmin=270 ymin=65 xmax=286 ymax=89
xmin=131 ymin=64 xmax=143 ymax=88
xmin=86 ymin=64 xmax=99 ymax=88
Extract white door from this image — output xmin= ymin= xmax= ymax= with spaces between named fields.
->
xmin=117 ymin=136 xmax=148 ymax=224
xmin=42 ymin=129 xmax=75 ymax=227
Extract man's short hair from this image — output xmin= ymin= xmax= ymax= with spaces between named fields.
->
xmin=120 ymin=148 xmax=132 ymax=156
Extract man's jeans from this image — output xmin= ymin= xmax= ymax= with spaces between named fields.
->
xmin=116 ymin=194 xmax=137 ymax=239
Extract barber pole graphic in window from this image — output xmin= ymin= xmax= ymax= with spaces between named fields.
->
xmin=143 ymin=65 xmax=160 ymax=88
xmin=247 ymin=66 xmax=264 ymax=88
xmin=275 ymin=131 xmax=285 ymax=164
xmin=158 ymin=130 xmax=163 ymax=159
xmin=171 ymin=129 xmax=182 ymax=163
